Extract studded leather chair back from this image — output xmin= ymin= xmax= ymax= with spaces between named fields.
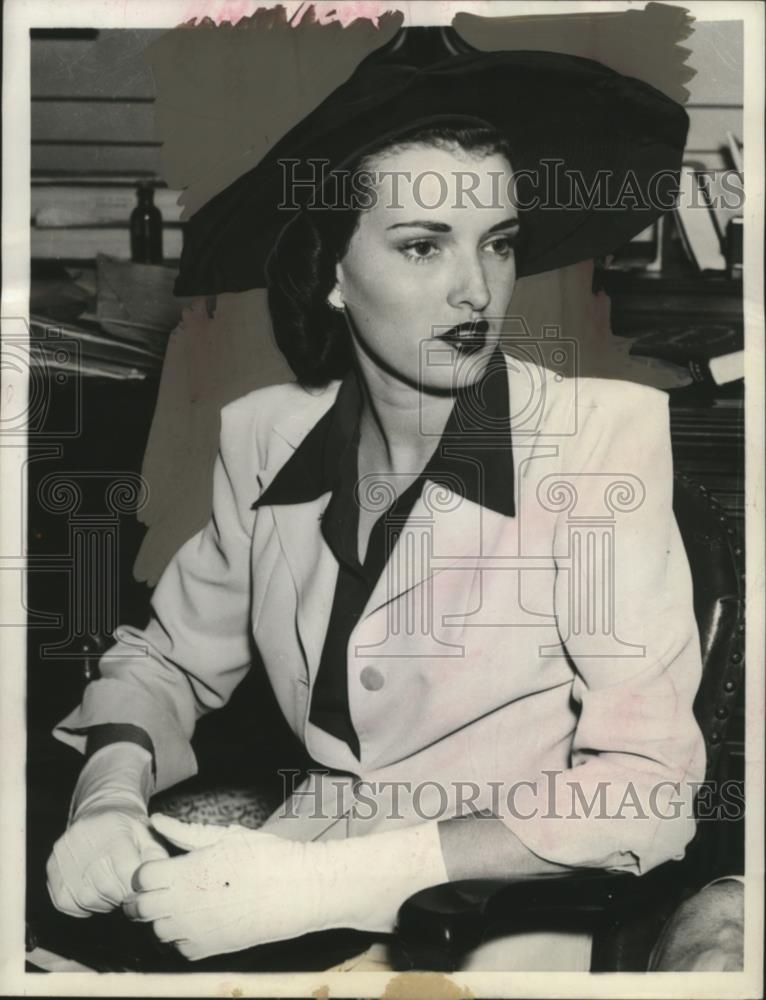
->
xmin=672 ymin=472 xmax=744 ymax=780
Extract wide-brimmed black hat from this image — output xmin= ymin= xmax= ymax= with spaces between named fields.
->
xmin=174 ymin=27 xmax=688 ymax=296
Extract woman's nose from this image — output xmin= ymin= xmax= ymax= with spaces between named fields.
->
xmin=446 ymin=254 xmax=491 ymax=312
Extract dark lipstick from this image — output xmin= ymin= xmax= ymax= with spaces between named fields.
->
xmin=437 ymin=319 xmax=489 ymax=355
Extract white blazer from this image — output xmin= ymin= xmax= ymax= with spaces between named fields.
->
xmin=56 ymin=356 xmax=705 ymax=876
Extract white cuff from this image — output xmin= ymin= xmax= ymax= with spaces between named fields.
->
xmin=324 ymin=821 xmax=449 ymax=934
xmin=69 ymin=742 xmax=155 ymax=824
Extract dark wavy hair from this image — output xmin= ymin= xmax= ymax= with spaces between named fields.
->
xmin=266 ymin=125 xmax=514 ymax=388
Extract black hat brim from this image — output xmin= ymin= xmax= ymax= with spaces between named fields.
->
xmin=174 ymin=49 xmax=688 ymax=296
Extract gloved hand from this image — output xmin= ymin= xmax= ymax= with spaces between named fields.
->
xmin=123 ymin=813 xmax=449 ymax=960
xmin=46 ymin=743 xmax=168 ymax=917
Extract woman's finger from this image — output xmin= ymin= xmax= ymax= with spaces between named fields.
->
xmin=122 ymin=888 xmax=172 ymax=923
xmin=151 ymin=916 xmax=184 ymax=944
xmin=77 ymin=872 xmax=121 ymax=914
xmin=132 ymin=857 xmax=172 ymax=892
xmin=150 ymin=814 xmax=228 ymax=851
xmin=95 ymin=836 xmax=144 ymax=899
xmin=133 ymin=822 xmax=171 ymax=864
xmin=45 ymin=867 xmax=93 ymax=919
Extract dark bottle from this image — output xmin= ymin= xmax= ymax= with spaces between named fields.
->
xmin=130 ymin=182 xmax=163 ymax=263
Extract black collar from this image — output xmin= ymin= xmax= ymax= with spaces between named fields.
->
xmin=252 ymin=346 xmax=515 ymax=518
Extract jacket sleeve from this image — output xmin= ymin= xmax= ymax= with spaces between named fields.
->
xmin=502 ymin=381 xmax=706 ymax=875
xmin=53 ymin=399 xmax=259 ymax=793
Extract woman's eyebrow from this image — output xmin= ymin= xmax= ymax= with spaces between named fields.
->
xmin=485 ymin=218 xmax=521 ymax=235
xmin=386 ymin=217 xmax=521 ymax=234
xmin=386 ymin=220 xmax=451 ymax=232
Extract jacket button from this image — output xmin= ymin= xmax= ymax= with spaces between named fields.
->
xmin=360 ymin=666 xmax=384 ymax=691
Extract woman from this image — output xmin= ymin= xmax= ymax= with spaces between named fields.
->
xmin=46 ymin=36 xmax=705 ymax=970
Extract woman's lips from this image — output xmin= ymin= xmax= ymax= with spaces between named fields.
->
xmin=437 ymin=319 xmax=489 ymax=354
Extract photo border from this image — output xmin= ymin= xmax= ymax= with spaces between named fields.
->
xmin=2 ymin=2 xmax=763 ymax=997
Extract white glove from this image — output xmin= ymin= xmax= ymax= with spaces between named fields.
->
xmin=123 ymin=813 xmax=449 ymax=960
xmin=46 ymin=743 xmax=168 ymax=917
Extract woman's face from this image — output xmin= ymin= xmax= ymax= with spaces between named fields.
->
xmin=332 ymin=143 xmax=518 ymax=392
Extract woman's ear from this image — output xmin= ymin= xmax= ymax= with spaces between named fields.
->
xmin=327 ymin=282 xmax=345 ymax=312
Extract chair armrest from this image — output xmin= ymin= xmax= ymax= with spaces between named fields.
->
xmin=395 ymin=864 xmax=683 ymax=971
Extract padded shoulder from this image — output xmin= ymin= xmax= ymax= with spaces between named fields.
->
xmin=219 ymin=380 xmax=340 ymax=466
xmin=576 ymin=376 xmax=669 ymax=414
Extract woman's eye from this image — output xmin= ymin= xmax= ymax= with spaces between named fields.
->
xmin=484 ymin=237 xmax=514 ymax=258
xmin=401 ymin=239 xmax=440 ymax=263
